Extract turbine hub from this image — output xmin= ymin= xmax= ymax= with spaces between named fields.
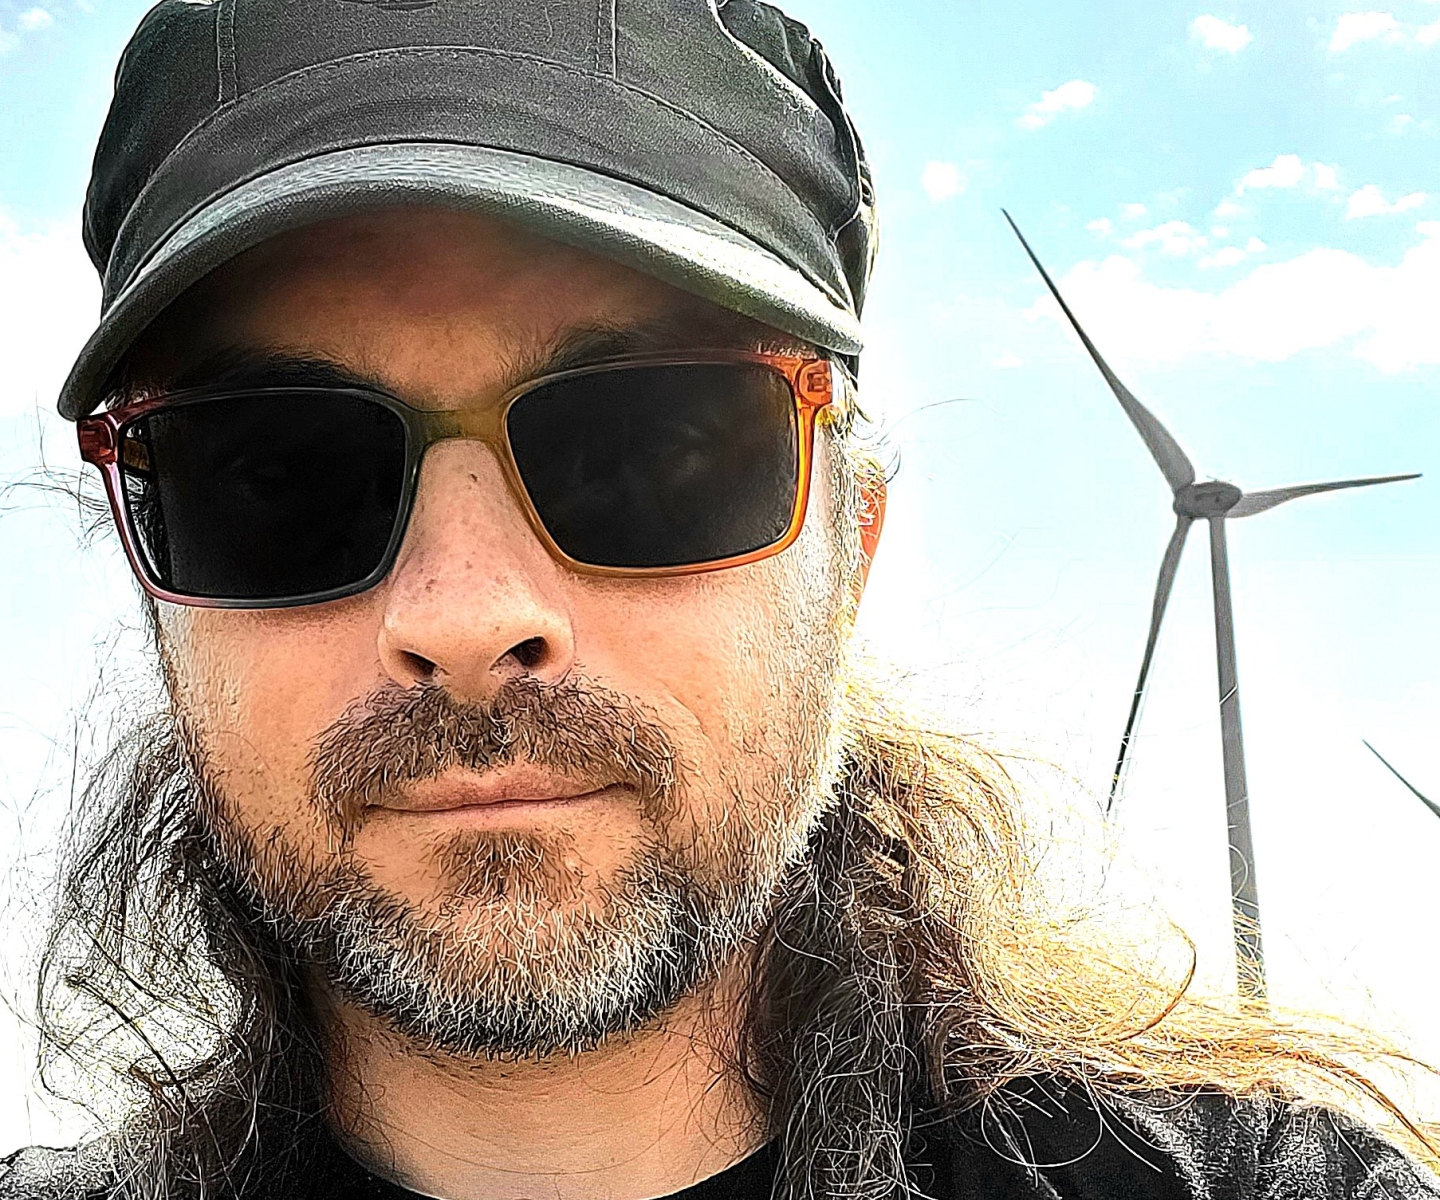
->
xmin=1173 ymin=480 xmax=1243 ymax=518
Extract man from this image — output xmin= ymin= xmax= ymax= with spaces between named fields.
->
xmin=4 ymin=1 xmax=1436 ymax=1198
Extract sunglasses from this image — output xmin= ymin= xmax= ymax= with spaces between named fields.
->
xmin=77 ymin=351 xmax=838 ymax=609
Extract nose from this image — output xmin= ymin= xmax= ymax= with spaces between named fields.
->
xmin=376 ymin=441 xmax=576 ymax=701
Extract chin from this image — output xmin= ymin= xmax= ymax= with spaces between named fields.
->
xmin=317 ymin=859 xmax=721 ymax=1058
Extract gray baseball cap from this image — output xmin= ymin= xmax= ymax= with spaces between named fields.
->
xmin=58 ymin=0 xmax=876 ymax=420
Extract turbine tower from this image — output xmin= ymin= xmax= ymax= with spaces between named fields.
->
xmin=1004 ymin=211 xmax=1419 ymax=1003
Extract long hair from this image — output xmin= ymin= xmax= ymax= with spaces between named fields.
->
xmin=746 ymin=692 xmax=1440 ymax=1195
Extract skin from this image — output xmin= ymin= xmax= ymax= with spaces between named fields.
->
xmin=133 ymin=207 xmax=880 ymax=1200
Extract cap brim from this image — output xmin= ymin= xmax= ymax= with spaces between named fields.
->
xmin=60 ymin=142 xmax=864 ymax=419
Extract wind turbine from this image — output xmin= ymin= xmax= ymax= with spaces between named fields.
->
xmin=1003 ymin=211 xmax=1420 ymax=1003
xmin=1364 ymin=741 xmax=1440 ymax=821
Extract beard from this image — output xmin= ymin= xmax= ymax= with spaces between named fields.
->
xmin=190 ymin=666 xmax=845 ymax=1059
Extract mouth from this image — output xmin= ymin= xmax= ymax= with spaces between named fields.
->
xmin=373 ymin=766 xmax=623 ymax=819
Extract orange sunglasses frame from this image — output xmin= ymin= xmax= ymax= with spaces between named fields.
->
xmin=76 ymin=351 xmax=839 ymax=608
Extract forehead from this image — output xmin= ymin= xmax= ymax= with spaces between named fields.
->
xmin=127 ymin=206 xmax=787 ymax=396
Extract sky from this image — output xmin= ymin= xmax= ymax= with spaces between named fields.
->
xmin=1 ymin=0 xmax=1438 ymax=1149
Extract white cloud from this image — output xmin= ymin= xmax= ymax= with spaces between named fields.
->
xmin=1189 ymin=14 xmax=1254 ymax=52
xmin=1086 ymin=217 xmax=1114 ymax=237
xmin=0 ymin=5 xmax=58 ymax=53
xmin=1025 ymin=222 xmax=1440 ymax=373
xmin=992 ymin=352 xmax=1024 ymax=370
xmin=1018 ymin=80 xmax=1097 ymax=130
xmin=0 ymin=211 xmax=99 ymax=418
xmin=1390 ymin=113 xmax=1415 ymax=133
xmin=1329 ymin=11 xmax=1400 ymax=52
xmin=1322 ymin=12 xmax=1439 ymax=48
xmin=920 ymin=160 xmax=964 ymax=203
xmin=1198 ymin=246 xmax=1247 ymax=269
xmin=1234 ymin=157 xmax=1346 ymax=195
xmin=1213 ymin=198 xmax=1245 ymax=219
xmin=1123 ymin=220 xmax=1207 ymax=256
xmin=1346 ymin=184 xmax=1426 ymax=218
xmin=1120 ymin=202 xmax=1149 ymax=219
xmin=1238 ymin=153 xmax=1305 ymax=193
xmin=1198 ymin=236 xmax=1266 ymax=269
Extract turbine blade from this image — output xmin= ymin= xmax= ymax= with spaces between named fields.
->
xmin=1363 ymin=740 xmax=1440 ymax=822
xmin=1003 ymin=210 xmax=1196 ymax=494
xmin=1109 ymin=516 xmax=1194 ymax=812
xmin=1231 ymin=474 xmax=1422 ymax=518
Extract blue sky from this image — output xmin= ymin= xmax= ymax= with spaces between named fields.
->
xmin=1 ymin=0 xmax=1438 ymax=1144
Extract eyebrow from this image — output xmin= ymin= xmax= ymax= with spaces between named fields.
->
xmin=513 ymin=311 xmax=811 ymax=376
xmin=156 ymin=349 xmax=382 ymax=394
xmin=137 ymin=311 xmax=811 ymax=403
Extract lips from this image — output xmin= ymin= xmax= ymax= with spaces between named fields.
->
xmin=376 ymin=764 xmax=616 ymax=814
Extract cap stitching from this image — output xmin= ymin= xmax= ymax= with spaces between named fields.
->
xmin=811 ymin=44 xmax=864 ymax=240
xmin=215 ymin=0 xmax=238 ymax=102
xmin=595 ymin=0 xmax=617 ymax=77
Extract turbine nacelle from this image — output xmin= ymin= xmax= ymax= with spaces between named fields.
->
xmin=1174 ymin=481 xmax=1243 ymax=519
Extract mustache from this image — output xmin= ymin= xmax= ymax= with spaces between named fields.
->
xmin=309 ymin=677 xmax=677 ymax=830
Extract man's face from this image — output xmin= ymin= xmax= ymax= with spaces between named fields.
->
xmin=142 ymin=209 xmax=857 ymax=1056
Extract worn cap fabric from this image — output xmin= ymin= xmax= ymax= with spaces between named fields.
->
xmin=57 ymin=0 xmax=877 ymax=419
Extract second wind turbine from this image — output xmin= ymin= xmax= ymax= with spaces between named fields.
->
xmin=1004 ymin=212 xmax=1419 ymax=1003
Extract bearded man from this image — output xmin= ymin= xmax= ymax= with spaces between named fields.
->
xmin=4 ymin=1 xmax=1436 ymax=1198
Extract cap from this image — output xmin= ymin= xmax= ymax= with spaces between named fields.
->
xmin=58 ymin=0 xmax=877 ymax=420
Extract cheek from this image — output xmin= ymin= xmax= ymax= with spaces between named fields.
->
xmin=571 ymin=571 xmax=791 ymax=758
xmin=576 ymin=442 xmax=841 ymax=713
xmin=159 ymin=596 xmax=388 ymax=836
xmin=567 ymin=487 xmax=844 ymax=836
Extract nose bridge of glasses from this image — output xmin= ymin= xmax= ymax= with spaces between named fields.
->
xmin=413 ymin=404 xmax=509 ymax=449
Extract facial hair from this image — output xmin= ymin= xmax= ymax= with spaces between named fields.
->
xmin=191 ymin=669 xmax=844 ymax=1059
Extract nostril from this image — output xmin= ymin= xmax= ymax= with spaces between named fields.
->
xmin=400 ymin=650 xmax=439 ymax=683
xmin=509 ymin=637 xmax=548 ymax=671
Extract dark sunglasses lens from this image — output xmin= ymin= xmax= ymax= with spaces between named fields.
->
xmin=506 ymin=363 xmax=801 ymax=569
xmin=118 ymin=391 xmax=408 ymax=602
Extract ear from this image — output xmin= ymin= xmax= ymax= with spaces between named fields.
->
xmin=856 ymin=474 xmax=886 ymax=591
